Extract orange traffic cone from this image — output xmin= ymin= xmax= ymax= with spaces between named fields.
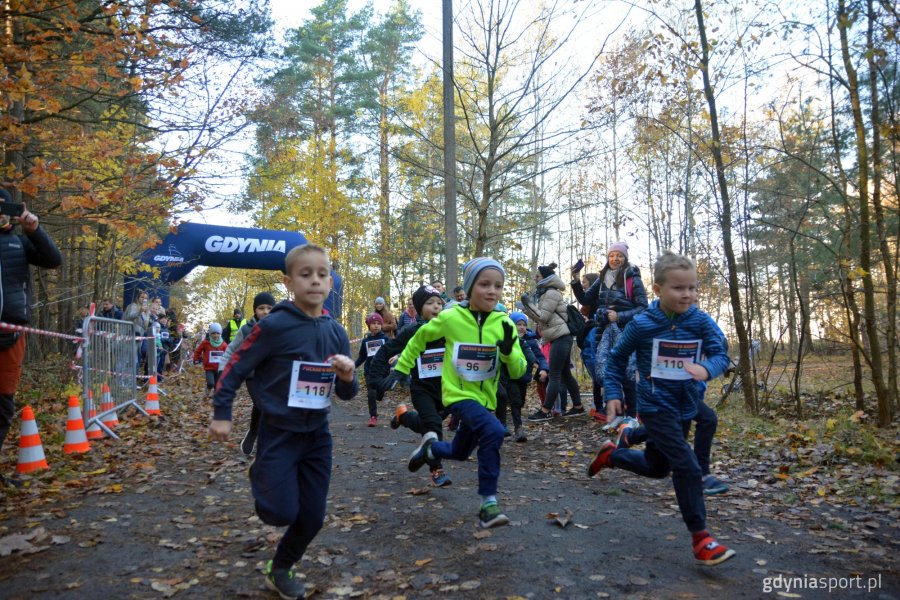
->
xmin=84 ymin=390 xmax=104 ymax=440
xmin=17 ymin=406 xmax=49 ymax=473
xmin=100 ymin=383 xmax=119 ymax=429
xmin=145 ymin=375 xmax=161 ymax=416
xmin=63 ymin=395 xmax=90 ymax=454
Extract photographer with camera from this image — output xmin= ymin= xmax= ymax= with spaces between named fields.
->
xmin=0 ymin=189 xmax=62 ymax=487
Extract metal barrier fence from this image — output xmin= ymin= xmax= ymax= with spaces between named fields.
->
xmin=81 ymin=316 xmax=148 ymax=439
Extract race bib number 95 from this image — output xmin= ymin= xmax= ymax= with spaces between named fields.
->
xmin=417 ymin=348 xmax=445 ymax=379
xmin=288 ymin=361 xmax=335 ymax=409
xmin=451 ymin=343 xmax=498 ymax=382
xmin=650 ymin=339 xmax=702 ymax=380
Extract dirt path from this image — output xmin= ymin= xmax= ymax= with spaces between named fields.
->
xmin=0 ymin=375 xmax=896 ymax=599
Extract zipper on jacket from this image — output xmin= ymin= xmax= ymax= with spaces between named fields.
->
xmin=667 ymin=316 xmax=689 ymax=416
xmin=464 ymin=308 xmax=489 ymax=392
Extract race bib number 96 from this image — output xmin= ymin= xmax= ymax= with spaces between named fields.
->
xmin=451 ymin=343 xmax=498 ymax=382
xmin=288 ymin=361 xmax=335 ymax=409
xmin=650 ymin=339 xmax=702 ymax=380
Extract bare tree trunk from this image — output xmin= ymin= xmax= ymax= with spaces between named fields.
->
xmin=837 ymin=0 xmax=891 ymax=426
xmin=378 ymin=96 xmax=391 ymax=296
xmin=789 ymin=236 xmax=806 ymax=418
xmin=693 ymin=0 xmax=756 ymax=413
xmin=442 ymin=0 xmax=458 ymax=288
xmin=866 ymin=0 xmax=898 ymax=411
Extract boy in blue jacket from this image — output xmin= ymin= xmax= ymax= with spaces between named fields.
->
xmin=355 ymin=312 xmax=389 ymax=426
xmin=587 ymin=251 xmax=734 ymax=567
xmin=210 ymin=244 xmax=357 ymax=599
xmin=507 ymin=312 xmax=548 ymax=442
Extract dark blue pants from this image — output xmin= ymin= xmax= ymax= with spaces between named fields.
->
xmin=252 ymin=419 xmax=332 ymax=568
xmin=430 ymin=399 xmax=504 ymax=496
xmin=610 ymin=410 xmax=706 ymax=533
xmin=626 ymin=400 xmax=717 ymax=475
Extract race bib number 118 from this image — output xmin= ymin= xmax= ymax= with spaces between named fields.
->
xmin=288 ymin=361 xmax=335 ymax=409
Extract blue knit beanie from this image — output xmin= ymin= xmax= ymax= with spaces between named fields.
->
xmin=509 ymin=311 xmax=528 ymax=324
xmin=462 ymin=257 xmax=505 ymax=297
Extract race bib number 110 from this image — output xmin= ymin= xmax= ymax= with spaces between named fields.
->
xmin=650 ymin=339 xmax=702 ymax=380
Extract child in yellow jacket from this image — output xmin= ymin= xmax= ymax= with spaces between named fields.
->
xmin=385 ymin=257 xmax=527 ymax=528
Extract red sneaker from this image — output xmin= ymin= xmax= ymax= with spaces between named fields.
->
xmin=367 ymin=416 xmax=377 ymax=427
xmin=590 ymin=408 xmax=607 ymax=424
xmin=693 ymin=533 xmax=736 ymax=566
xmin=587 ymin=440 xmax=616 ymax=477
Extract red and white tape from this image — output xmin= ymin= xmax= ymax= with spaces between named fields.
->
xmin=0 ymin=321 xmax=154 ymax=342
xmin=0 ymin=321 xmax=84 ymax=341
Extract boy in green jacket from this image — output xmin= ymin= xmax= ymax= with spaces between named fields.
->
xmin=385 ymin=257 xmax=527 ymax=528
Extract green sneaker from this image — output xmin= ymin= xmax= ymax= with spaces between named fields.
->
xmin=478 ymin=502 xmax=510 ymax=529
xmin=265 ymin=560 xmax=306 ymax=599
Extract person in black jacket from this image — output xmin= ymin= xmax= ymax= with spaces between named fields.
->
xmin=367 ymin=284 xmax=451 ymax=487
xmin=99 ymin=298 xmax=123 ymax=321
xmin=0 ymin=191 xmax=62 ymax=487
xmin=354 ymin=312 xmax=389 ymax=427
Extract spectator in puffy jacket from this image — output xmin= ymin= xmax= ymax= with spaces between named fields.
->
xmin=522 ymin=262 xmax=584 ymax=421
xmin=0 ymin=192 xmax=62 ymax=487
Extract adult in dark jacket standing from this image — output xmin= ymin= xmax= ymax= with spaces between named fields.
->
xmin=0 ymin=192 xmax=62 ymax=486
xmin=581 ymin=241 xmax=648 ymax=419
xmin=99 ymin=298 xmax=123 ymax=321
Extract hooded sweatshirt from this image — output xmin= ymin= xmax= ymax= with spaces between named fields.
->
xmin=213 ymin=300 xmax=358 ymax=432
xmin=603 ymin=300 xmax=729 ymax=420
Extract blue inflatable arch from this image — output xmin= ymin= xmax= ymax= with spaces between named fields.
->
xmin=124 ymin=222 xmax=343 ymax=318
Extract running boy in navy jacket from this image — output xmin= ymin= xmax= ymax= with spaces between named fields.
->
xmin=355 ymin=312 xmax=389 ymax=427
xmin=587 ymin=251 xmax=734 ymax=567
xmin=210 ymin=244 xmax=357 ymax=599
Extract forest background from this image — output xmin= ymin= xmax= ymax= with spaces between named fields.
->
xmin=1 ymin=0 xmax=897 ymax=427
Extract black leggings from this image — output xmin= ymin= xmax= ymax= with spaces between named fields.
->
xmin=541 ymin=335 xmax=581 ymax=410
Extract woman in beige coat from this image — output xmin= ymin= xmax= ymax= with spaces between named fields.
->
xmin=520 ymin=263 xmax=584 ymax=421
